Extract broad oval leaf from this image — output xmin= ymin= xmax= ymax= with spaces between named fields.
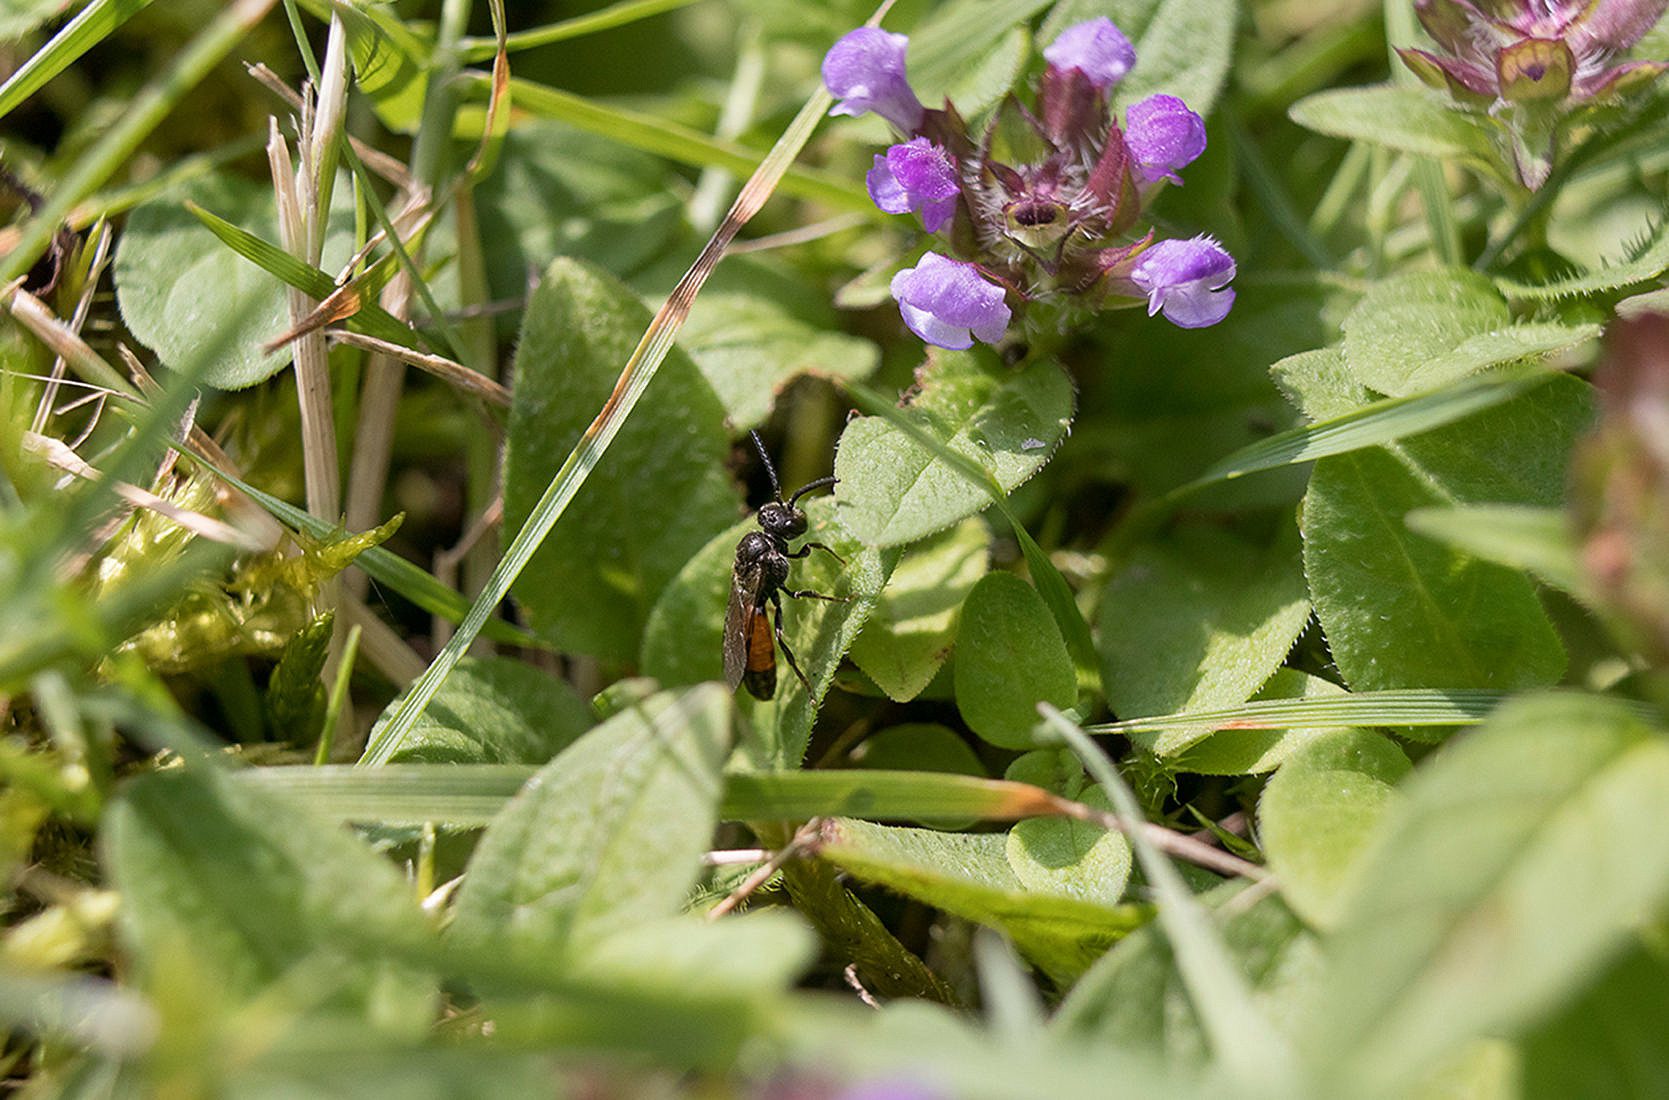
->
xmin=503 ymin=257 xmax=742 ymax=663
xmin=1301 ymin=693 xmax=1669 ymax=1097
xmin=955 ymin=572 xmax=1075 ymax=750
xmin=849 ymin=517 xmax=988 ymax=703
xmin=820 ymin=817 xmax=1149 ymax=983
xmin=1098 ymin=522 xmax=1310 ymax=757
xmin=1005 ymin=787 xmax=1132 ymax=906
xmin=450 ymin=684 xmax=732 ymax=956
xmin=833 ymin=348 xmax=1074 ymax=548
xmin=113 ymin=172 xmax=355 ymax=389
xmin=1257 ymin=728 xmax=1411 ymax=929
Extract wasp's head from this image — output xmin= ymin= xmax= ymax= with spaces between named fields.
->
xmin=756 ymin=501 xmax=807 ymax=539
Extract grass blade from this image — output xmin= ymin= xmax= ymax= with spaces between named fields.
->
xmin=1086 ymin=688 xmax=1517 ymax=735
xmin=485 ymin=74 xmax=875 ymax=215
xmin=359 ymin=3 xmax=897 ymax=766
xmin=1176 ymin=369 xmax=1550 ymax=495
xmin=0 ymin=0 xmax=155 ymax=122
xmin=0 ymin=0 xmax=281 ymax=284
xmin=459 ymin=0 xmax=701 ymax=60
xmin=1404 ymin=504 xmax=1585 ymax=595
xmin=1041 ymin=705 xmax=1297 ymax=1095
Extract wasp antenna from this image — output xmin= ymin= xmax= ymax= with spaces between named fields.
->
xmin=750 ymin=430 xmax=782 ymax=500
xmin=788 ymin=475 xmax=838 ymax=506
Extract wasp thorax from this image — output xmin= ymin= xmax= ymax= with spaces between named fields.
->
xmin=757 ymin=501 xmax=807 ymax=539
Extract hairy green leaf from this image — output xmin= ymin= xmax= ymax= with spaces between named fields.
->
xmin=450 ymin=684 xmax=731 ymax=955
xmin=503 ymin=258 xmax=741 ymax=663
xmin=955 ymin=572 xmax=1075 ymax=749
xmin=849 ymin=517 xmax=987 ymax=702
xmin=833 ymin=348 xmax=1074 ymax=548
xmin=370 ymin=657 xmax=592 ymax=765
xmin=1289 ymin=85 xmax=1502 ymax=168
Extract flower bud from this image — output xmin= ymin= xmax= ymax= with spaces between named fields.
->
xmin=1124 ymin=94 xmax=1207 ymax=184
xmin=867 ymin=138 xmax=960 ymax=232
xmin=823 ymin=28 xmax=925 ymax=132
xmin=1130 ymin=236 xmax=1236 ymax=328
xmin=890 ymin=253 xmax=1012 ymax=349
xmin=1042 ymin=18 xmax=1136 ymax=90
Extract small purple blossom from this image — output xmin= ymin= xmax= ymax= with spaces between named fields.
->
xmin=823 ymin=28 xmax=925 ymax=132
xmin=1124 ymin=94 xmax=1207 ymax=184
xmin=867 ymin=138 xmax=960 ymax=232
xmin=1131 ymin=236 xmax=1236 ymax=328
xmin=1042 ymin=18 xmax=1136 ymax=90
xmin=890 ymin=252 xmax=1011 ymax=349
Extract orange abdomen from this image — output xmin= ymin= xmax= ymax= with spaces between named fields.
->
xmin=742 ymin=608 xmax=776 ymax=700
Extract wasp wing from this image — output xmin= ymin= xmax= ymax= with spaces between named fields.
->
xmin=724 ymin=556 xmax=768 ymax=690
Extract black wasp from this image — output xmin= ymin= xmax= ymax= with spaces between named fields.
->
xmin=723 ymin=431 xmax=846 ymax=700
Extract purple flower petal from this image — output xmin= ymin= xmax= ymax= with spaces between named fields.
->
xmin=1131 ymin=236 xmax=1236 ymax=329
xmin=865 ymin=138 xmax=960 ymax=232
xmin=822 ymin=28 xmax=925 ymax=132
xmin=1124 ymin=94 xmax=1207 ymax=184
xmin=1042 ymin=17 xmax=1136 ymax=90
xmin=890 ymin=253 xmax=1011 ymax=349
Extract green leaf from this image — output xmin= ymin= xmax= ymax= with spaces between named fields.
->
xmin=502 ymin=258 xmax=741 ymax=663
xmin=370 ymin=657 xmax=592 ymax=765
xmin=1165 ymin=669 xmax=1348 ymax=776
xmin=905 ymin=0 xmax=1049 ymax=109
xmin=849 ymin=517 xmax=988 ymax=702
xmin=833 ymin=348 xmax=1074 ymax=548
xmin=102 ymin=767 xmax=432 ymax=1024
xmin=1302 ymin=374 xmax=1594 ymax=695
xmin=854 ymin=723 xmax=985 ymax=776
xmin=1497 ymin=215 xmax=1669 ymax=301
xmin=1098 ymin=522 xmax=1310 ymax=757
xmin=476 ymin=119 xmax=685 ymax=298
xmin=1289 ymin=85 xmax=1502 ymax=167
xmin=331 ymin=0 xmax=431 ymax=133
xmin=1053 ymin=886 xmax=1316 ymax=1065
xmin=1518 ymin=938 xmax=1669 ymax=1100
xmin=820 ymin=817 xmax=1149 ymax=983
xmin=1405 ymin=504 xmax=1585 ymax=596
xmin=663 ymin=255 xmax=881 ymax=429
xmin=955 ymin=572 xmax=1075 ymax=750
xmin=639 ymin=498 xmax=893 ymax=767
xmin=112 ymin=172 xmax=356 ymax=389
xmin=0 ymin=0 xmax=153 ymax=120
xmin=1302 ymin=694 xmax=1669 ymax=1097
xmin=1256 ymin=729 xmax=1411 ymax=929
xmin=572 ymin=910 xmax=817 ymax=999
xmin=450 ymin=684 xmax=731 ymax=956
xmin=1341 ymin=270 xmax=1598 ymax=397
xmin=1005 ymin=787 xmax=1131 ymax=906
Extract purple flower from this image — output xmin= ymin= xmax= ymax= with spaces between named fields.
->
xmin=1124 ymin=94 xmax=1207 ymax=184
xmin=823 ymin=28 xmax=925 ymax=132
xmin=1131 ymin=236 xmax=1236 ymax=328
xmin=890 ymin=253 xmax=1011 ymax=349
xmin=867 ymin=138 xmax=960 ymax=232
xmin=1042 ymin=18 xmax=1136 ymax=90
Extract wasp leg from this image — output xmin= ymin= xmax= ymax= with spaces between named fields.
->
xmin=789 ymin=541 xmax=845 ymax=565
xmin=785 ymin=587 xmax=849 ymax=603
xmin=771 ymin=593 xmax=814 ymax=696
